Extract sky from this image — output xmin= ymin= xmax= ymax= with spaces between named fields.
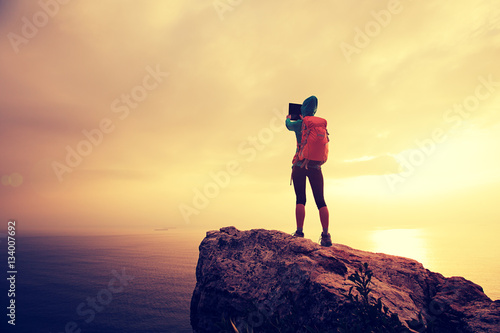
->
xmin=1 ymin=0 xmax=500 ymax=254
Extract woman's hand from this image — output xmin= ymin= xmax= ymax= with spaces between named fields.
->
xmin=286 ymin=114 xmax=291 ymax=119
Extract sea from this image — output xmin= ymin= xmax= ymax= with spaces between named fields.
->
xmin=0 ymin=230 xmax=202 ymax=333
xmin=0 ymin=228 xmax=498 ymax=333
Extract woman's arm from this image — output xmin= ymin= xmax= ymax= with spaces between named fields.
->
xmin=285 ymin=116 xmax=302 ymax=132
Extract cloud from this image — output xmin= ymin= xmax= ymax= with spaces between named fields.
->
xmin=328 ymin=155 xmax=401 ymax=179
xmin=1 ymin=0 xmax=499 ymax=233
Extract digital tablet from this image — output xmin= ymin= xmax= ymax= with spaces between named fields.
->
xmin=288 ymin=103 xmax=302 ymax=121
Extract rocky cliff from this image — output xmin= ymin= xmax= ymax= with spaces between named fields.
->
xmin=190 ymin=227 xmax=500 ymax=333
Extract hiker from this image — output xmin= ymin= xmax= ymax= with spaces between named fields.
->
xmin=286 ymin=95 xmax=332 ymax=247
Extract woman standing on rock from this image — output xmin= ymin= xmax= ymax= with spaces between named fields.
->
xmin=286 ymin=95 xmax=332 ymax=247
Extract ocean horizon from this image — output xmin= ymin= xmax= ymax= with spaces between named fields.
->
xmin=1 ymin=228 xmax=498 ymax=332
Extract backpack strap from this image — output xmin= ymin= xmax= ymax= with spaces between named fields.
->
xmin=301 ymin=159 xmax=310 ymax=170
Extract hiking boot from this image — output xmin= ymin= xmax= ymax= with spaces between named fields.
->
xmin=320 ymin=232 xmax=332 ymax=247
xmin=292 ymin=230 xmax=304 ymax=237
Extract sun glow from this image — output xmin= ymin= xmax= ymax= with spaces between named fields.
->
xmin=371 ymin=229 xmax=428 ymax=265
xmin=388 ymin=129 xmax=500 ymax=195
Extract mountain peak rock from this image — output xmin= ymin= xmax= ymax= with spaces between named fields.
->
xmin=190 ymin=227 xmax=499 ymax=332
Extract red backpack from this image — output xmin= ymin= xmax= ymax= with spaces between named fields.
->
xmin=297 ymin=116 xmax=329 ymax=166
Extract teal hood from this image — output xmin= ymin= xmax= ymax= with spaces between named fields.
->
xmin=301 ymin=95 xmax=318 ymax=116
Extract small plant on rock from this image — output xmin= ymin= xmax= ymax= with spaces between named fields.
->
xmin=339 ymin=262 xmax=406 ymax=333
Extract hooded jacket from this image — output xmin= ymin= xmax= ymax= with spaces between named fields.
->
xmin=285 ymin=96 xmax=320 ymax=167
xmin=285 ymin=95 xmax=318 ymax=144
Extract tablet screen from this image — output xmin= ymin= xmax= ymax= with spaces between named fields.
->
xmin=288 ymin=103 xmax=302 ymax=120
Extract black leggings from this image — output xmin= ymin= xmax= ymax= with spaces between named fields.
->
xmin=292 ymin=166 xmax=327 ymax=209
